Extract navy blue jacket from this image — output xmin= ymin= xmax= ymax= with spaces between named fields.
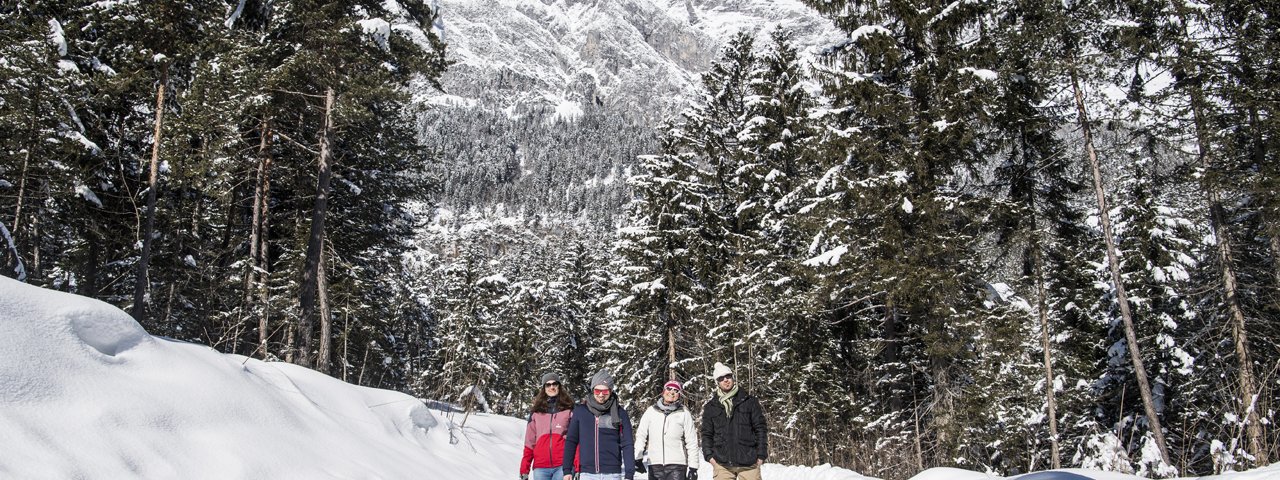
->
xmin=562 ymin=401 xmax=635 ymax=479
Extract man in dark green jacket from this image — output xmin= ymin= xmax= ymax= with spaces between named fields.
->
xmin=700 ymin=362 xmax=767 ymax=480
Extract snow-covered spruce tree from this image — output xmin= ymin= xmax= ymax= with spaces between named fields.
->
xmin=1098 ymin=0 xmax=1275 ymax=470
xmin=0 ymin=2 xmax=89 ymax=284
xmin=1096 ymin=152 xmax=1203 ymax=477
xmin=428 ymin=234 xmax=505 ymax=412
xmin=247 ymin=0 xmax=446 ymax=371
xmin=487 ymin=236 xmax=583 ymax=414
xmin=1142 ymin=0 xmax=1274 ymax=467
xmin=801 ymin=0 xmax=1005 ymax=471
xmin=1020 ymin=0 xmax=1183 ymax=470
xmin=1213 ymin=2 xmax=1280 ymax=464
xmin=679 ymin=32 xmax=761 ymax=383
xmin=546 ymin=232 xmax=612 ymax=399
xmin=731 ymin=29 xmax=845 ymax=467
xmin=981 ymin=0 xmax=1110 ymax=471
xmin=608 ymin=134 xmax=716 ymax=410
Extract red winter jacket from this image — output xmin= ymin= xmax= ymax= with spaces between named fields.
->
xmin=521 ymin=408 xmax=579 ymax=474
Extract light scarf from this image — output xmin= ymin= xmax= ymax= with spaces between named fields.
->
xmin=655 ymin=398 xmax=681 ymax=414
xmin=717 ymin=384 xmax=739 ymax=417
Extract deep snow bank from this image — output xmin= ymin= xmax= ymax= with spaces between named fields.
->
xmin=0 ymin=276 xmax=523 ymax=479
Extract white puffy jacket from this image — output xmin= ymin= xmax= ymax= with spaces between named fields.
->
xmin=633 ymin=401 xmax=700 ymax=467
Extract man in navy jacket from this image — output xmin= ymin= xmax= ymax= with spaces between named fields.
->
xmin=563 ymin=369 xmax=635 ymax=480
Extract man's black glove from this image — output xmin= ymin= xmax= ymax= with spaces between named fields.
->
xmin=635 ymin=460 xmax=646 ymax=474
xmin=687 ymin=468 xmax=698 ymax=480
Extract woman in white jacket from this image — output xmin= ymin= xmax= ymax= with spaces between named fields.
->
xmin=634 ymin=380 xmax=700 ymax=480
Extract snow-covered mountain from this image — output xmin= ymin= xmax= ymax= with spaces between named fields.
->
xmin=425 ymin=0 xmax=844 ymax=120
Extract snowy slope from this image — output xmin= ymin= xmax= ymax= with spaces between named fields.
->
xmin=1 ymin=276 xmax=1276 ymax=480
xmin=0 ymin=276 xmax=523 ymax=479
xmin=428 ymin=0 xmax=844 ymax=118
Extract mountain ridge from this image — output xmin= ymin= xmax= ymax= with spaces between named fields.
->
xmin=428 ymin=0 xmax=844 ymax=120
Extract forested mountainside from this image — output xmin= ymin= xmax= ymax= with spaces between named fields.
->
xmin=2 ymin=1 xmax=1278 ymax=479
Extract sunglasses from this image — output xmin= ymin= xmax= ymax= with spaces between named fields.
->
xmin=592 ymin=388 xmax=611 ymax=395
xmin=664 ymin=387 xmax=681 ymax=393
xmin=717 ymin=374 xmax=734 ymax=382
xmin=544 ymin=382 xmax=561 ymax=388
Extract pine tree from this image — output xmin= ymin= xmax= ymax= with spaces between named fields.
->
xmin=0 ymin=2 xmax=85 ymax=282
xmin=801 ymin=0 xmax=1006 ymax=467
xmin=608 ymin=137 xmax=714 ymax=406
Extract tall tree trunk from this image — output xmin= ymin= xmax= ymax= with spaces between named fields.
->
xmin=1271 ymin=227 xmax=1280 ymax=309
xmin=1163 ymin=2 xmax=1267 ymax=462
xmin=248 ymin=120 xmax=273 ymax=359
xmin=342 ymin=309 xmax=351 ymax=382
xmin=132 ymin=65 xmax=168 ymax=322
xmin=1070 ymin=67 xmax=1172 ymax=466
xmin=258 ymin=189 xmax=272 ymax=357
xmin=662 ymin=303 xmax=676 ymax=381
xmin=9 ymin=76 xmax=44 ymax=279
xmin=299 ymin=87 xmax=335 ymax=368
xmin=85 ymin=230 xmax=99 ymax=297
xmin=317 ymin=241 xmax=332 ymax=374
xmin=1033 ymin=244 xmax=1062 ymax=469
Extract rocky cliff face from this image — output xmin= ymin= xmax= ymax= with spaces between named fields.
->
xmin=428 ymin=0 xmax=842 ymax=120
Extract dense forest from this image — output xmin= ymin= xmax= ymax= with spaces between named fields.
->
xmin=2 ymin=1 xmax=1277 ymax=479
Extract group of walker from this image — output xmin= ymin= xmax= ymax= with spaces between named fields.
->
xmin=519 ymin=362 xmax=768 ymax=480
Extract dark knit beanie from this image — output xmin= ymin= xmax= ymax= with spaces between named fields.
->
xmin=589 ymin=368 xmax=615 ymax=390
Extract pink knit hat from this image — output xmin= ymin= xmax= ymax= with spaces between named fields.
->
xmin=663 ymin=380 xmax=682 ymax=392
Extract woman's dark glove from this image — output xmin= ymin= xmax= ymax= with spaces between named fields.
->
xmin=687 ymin=468 xmax=698 ymax=480
xmin=635 ymin=460 xmax=646 ymax=474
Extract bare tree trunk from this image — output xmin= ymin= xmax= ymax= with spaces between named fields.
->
xmin=85 ymin=230 xmax=99 ymax=296
xmin=662 ymin=305 xmax=677 ymax=381
xmin=317 ymin=241 xmax=332 ymax=374
xmin=284 ymin=322 xmax=295 ymax=364
xmin=12 ymin=153 xmax=31 ymax=240
xmin=1070 ymin=67 xmax=1172 ymax=466
xmin=1033 ymin=245 xmax=1062 ymax=469
xmin=1271 ymin=228 xmax=1280 ymax=308
xmin=258 ymin=196 xmax=271 ymax=357
xmin=31 ymin=182 xmax=46 ymax=279
xmin=9 ymin=76 xmax=44 ymax=278
xmin=342 ymin=308 xmax=351 ymax=382
xmin=132 ymin=65 xmax=168 ymax=322
xmin=11 ymin=134 xmax=32 ymax=272
xmin=248 ymin=120 xmax=272 ymax=359
xmin=298 ymin=87 xmax=335 ymax=368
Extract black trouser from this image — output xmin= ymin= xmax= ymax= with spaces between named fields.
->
xmin=648 ymin=464 xmax=687 ymax=480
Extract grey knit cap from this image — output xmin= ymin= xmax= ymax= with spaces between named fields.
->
xmin=589 ymin=368 xmax=615 ymax=390
xmin=540 ymin=372 xmax=562 ymax=384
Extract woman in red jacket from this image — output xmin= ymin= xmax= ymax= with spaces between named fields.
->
xmin=521 ymin=372 xmax=577 ymax=480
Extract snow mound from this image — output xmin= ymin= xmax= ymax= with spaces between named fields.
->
xmin=67 ymin=307 xmax=149 ymax=356
xmin=0 ymin=276 xmax=527 ymax=479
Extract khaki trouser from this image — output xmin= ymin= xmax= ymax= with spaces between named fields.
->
xmin=712 ymin=463 xmax=761 ymax=480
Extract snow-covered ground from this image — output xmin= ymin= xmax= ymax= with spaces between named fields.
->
xmin=0 ymin=276 xmax=1275 ymax=480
